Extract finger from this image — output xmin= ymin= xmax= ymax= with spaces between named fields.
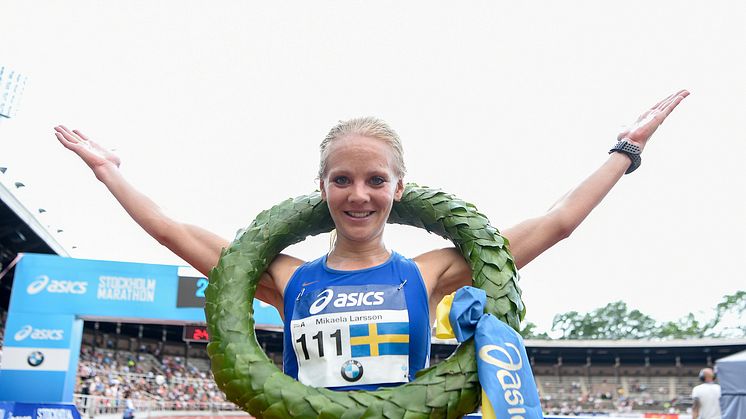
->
xmin=650 ymin=92 xmax=676 ymax=111
xmin=656 ymin=90 xmax=689 ymax=116
xmin=661 ymin=91 xmax=689 ymax=118
xmin=72 ymin=129 xmax=90 ymax=141
xmin=55 ymin=132 xmax=76 ymax=148
xmin=54 ymin=126 xmax=80 ymax=143
xmin=58 ymin=125 xmax=87 ymax=142
xmin=57 ymin=125 xmax=75 ymax=136
xmin=656 ymin=89 xmax=689 ymax=112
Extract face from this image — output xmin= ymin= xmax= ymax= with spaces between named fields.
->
xmin=320 ymin=134 xmax=404 ymax=246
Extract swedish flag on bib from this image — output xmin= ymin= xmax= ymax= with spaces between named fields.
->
xmin=350 ymin=322 xmax=409 ymax=357
xmin=436 ymin=287 xmax=543 ymax=419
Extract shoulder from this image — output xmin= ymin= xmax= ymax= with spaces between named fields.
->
xmin=413 ymin=248 xmax=471 ymax=298
xmin=413 ymin=248 xmax=462 ymax=273
xmin=266 ymin=253 xmax=305 ymax=294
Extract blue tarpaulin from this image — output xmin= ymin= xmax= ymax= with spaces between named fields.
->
xmin=717 ymin=349 xmax=746 ymax=419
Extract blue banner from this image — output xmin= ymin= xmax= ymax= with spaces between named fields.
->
xmin=10 ymin=253 xmax=282 ymax=326
xmin=1 ymin=253 xmax=282 ymax=403
xmin=446 ymin=287 xmax=543 ymax=419
xmin=0 ymin=402 xmax=80 ymax=419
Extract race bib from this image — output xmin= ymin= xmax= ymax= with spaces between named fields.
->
xmin=290 ymin=284 xmax=410 ymax=388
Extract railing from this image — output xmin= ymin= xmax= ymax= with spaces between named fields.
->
xmin=74 ymin=394 xmax=240 ymax=418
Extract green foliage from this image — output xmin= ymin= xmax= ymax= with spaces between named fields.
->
xmin=551 ymin=301 xmax=658 ymax=340
xmin=205 ymin=184 xmax=522 ymax=418
xmin=709 ymin=290 xmax=746 ymax=338
xmin=549 ymin=291 xmax=746 ymax=340
xmin=520 ymin=322 xmax=550 ymax=339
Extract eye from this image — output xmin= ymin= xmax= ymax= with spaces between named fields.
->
xmin=332 ymin=176 xmax=350 ymax=186
xmin=369 ymin=176 xmax=386 ymax=186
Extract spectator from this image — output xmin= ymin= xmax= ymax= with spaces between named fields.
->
xmin=692 ymin=368 xmax=721 ymax=419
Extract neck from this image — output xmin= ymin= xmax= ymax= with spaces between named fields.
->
xmin=327 ymin=237 xmax=390 ymax=270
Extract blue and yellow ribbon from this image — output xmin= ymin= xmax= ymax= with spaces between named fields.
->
xmin=436 ymin=286 xmax=543 ymax=419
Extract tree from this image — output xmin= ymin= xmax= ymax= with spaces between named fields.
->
xmin=709 ymin=290 xmax=746 ymax=338
xmin=551 ymin=301 xmax=658 ymax=340
xmin=549 ymin=291 xmax=746 ymax=340
xmin=656 ymin=313 xmax=709 ymax=339
xmin=520 ymin=322 xmax=550 ymax=339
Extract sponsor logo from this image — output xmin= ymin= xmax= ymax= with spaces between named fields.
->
xmin=37 ymin=408 xmax=75 ymax=419
xmin=27 ymin=276 xmax=50 ymax=294
xmin=27 ymin=350 xmax=45 ymax=367
xmin=26 ymin=275 xmax=87 ymax=295
xmin=14 ymin=325 xmax=33 ymax=341
xmin=478 ymin=342 xmax=527 ymax=415
xmin=309 ymin=289 xmax=386 ymax=314
xmin=14 ymin=325 xmax=64 ymax=342
xmin=309 ymin=289 xmax=334 ymax=314
xmin=332 ymin=291 xmax=384 ymax=308
xmin=340 ymin=359 xmax=364 ymax=382
xmin=97 ymin=276 xmax=156 ymax=302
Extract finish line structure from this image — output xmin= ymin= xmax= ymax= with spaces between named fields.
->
xmin=0 ymin=253 xmax=282 ymax=403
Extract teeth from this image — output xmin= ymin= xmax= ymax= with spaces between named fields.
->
xmin=346 ymin=211 xmax=372 ymax=218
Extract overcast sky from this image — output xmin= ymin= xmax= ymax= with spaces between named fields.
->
xmin=2 ymin=1 xmax=744 ymax=335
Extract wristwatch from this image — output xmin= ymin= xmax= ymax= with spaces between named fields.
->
xmin=609 ymin=139 xmax=642 ymax=174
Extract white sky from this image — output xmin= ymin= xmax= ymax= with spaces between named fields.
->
xmin=1 ymin=1 xmax=744 ymax=335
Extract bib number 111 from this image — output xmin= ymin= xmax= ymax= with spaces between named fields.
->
xmin=296 ymin=329 xmax=342 ymax=360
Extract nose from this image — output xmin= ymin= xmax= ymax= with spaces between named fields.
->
xmin=348 ymin=182 xmax=370 ymax=204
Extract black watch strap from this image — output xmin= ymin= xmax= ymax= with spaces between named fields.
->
xmin=609 ymin=140 xmax=642 ymax=174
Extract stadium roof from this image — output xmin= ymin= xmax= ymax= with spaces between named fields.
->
xmin=0 ymin=181 xmax=68 ymax=260
xmin=523 ymin=338 xmax=746 ymax=349
xmin=430 ymin=337 xmax=746 ymax=366
xmin=1 ymin=180 xmax=67 ymax=310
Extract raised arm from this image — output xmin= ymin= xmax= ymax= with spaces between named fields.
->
xmin=503 ymin=89 xmax=689 ymax=269
xmin=421 ymin=90 xmax=689 ymax=308
xmin=54 ymin=125 xmax=228 ymax=276
xmin=54 ymin=125 xmax=297 ymax=310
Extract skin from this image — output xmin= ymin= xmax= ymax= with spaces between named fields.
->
xmin=54 ymin=89 xmax=689 ymax=319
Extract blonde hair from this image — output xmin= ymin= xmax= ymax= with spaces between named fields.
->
xmin=318 ymin=116 xmax=406 ymax=180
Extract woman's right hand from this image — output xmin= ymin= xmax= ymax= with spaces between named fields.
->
xmin=54 ymin=125 xmax=121 ymax=175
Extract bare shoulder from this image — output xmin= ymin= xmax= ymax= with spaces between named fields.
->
xmin=413 ymin=248 xmax=471 ymax=297
xmin=254 ymin=253 xmax=304 ymax=316
xmin=266 ymin=253 xmax=305 ymax=294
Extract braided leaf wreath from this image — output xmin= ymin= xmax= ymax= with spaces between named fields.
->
xmin=205 ymin=184 xmax=525 ymax=419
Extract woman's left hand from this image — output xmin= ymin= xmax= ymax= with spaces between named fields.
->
xmin=618 ymin=89 xmax=689 ymax=150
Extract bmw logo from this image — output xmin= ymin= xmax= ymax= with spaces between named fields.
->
xmin=340 ymin=359 xmax=364 ymax=382
xmin=27 ymin=351 xmax=45 ymax=367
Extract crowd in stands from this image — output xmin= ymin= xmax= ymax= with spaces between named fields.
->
xmin=0 ymin=320 xmax=711 ymax=415
xmin=75 ymin=345 xmax=231 ymax=410
xmin=537 ymin=376 xmax=694 ymax=415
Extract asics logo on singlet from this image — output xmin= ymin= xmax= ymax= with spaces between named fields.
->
xmin=309 ymin=290 xmax=334 ymax=314
xmin=309 ymin=289 xmax=385 ymax=315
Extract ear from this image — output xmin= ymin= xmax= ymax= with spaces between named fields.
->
xmin=320 ymin=179 xmax=327 ymax=201
xmin=393 ymin=178 xmax=404 ymax=201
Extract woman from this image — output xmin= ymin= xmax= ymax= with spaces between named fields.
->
xmin=54 ymin=89 xmax=688 ymax=390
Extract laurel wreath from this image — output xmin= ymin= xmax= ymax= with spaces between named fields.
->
xmin=205 ymin=184 xmax=524 ymax=419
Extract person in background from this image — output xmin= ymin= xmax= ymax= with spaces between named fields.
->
xmin=692 ymin=368 xmax=721 ymax=419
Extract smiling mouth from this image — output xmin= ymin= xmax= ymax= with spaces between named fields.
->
xmin=345 ymin=211 xmax=374 ymax=218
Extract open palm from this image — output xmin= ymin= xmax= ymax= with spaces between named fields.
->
xmin=618 ymin=90 xmax=689 ymax=149
xmin=54 ymin=125 xmax=121 ymax=171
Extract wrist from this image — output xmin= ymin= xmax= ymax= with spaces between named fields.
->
xmin=92 ymin=162 xmax=120 ymax=183
xmin=608 ymin=139 xmax=642 ymax=174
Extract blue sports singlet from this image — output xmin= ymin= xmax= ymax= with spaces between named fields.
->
xmin=282 ymin=251 xmax=431 ymax=391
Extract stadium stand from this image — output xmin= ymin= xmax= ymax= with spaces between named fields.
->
xmin=5 ymin=320 xmax=738 ymax=416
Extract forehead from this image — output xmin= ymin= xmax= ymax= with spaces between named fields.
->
xmin=325 ymin=134 xmax=396 ymax=172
